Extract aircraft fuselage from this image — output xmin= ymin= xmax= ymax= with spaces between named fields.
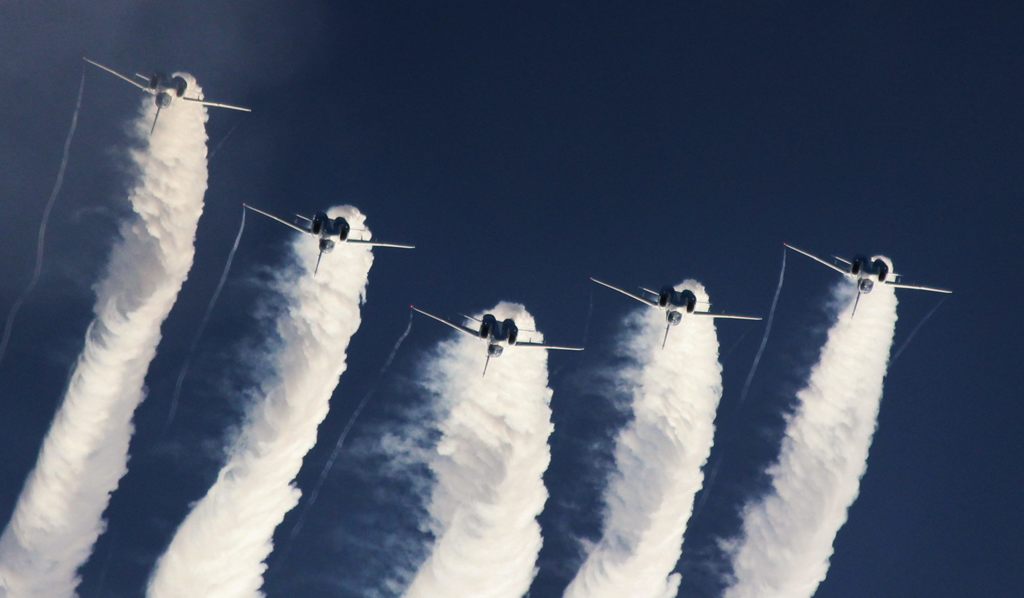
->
xmin=847 ymin=255 xmax=892 ymax=294
xmin=476 ymin=314 xmax=520 ymax=357
xmin=145 ymin=73 xmax=188 ymax=108
xmin=656 ymin=286 xmax=698 ymax=325
xmin=309 ymin=212 xmax=353 ymax=253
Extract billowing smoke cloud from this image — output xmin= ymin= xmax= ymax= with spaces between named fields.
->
xmin=0 ymin=82 xmax=209 ymax=596
xmin=403 ymin=302 xmax=554 ymax=598
xmin=724 ymin=274 xmax=899 ymax=598
xmin=565 ymin=281 xmax=723 ymax=598
xmin=147 ymin=206 xmax=374 ymax=598
xmin=0 ymin=72 xmax=85 ymax=367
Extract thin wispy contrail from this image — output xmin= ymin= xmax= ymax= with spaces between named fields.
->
xmin=0 ymin=81 xmax=209 ymax=597
xmin=0 ymin=72 xmax=85 ymax=368
xmin=274 ymin=313 xmax=415 ymax=569
xmin=208 ymin=121 xmax=241 ymax=161
xmin=892 ymin=296 xmax=946 ymax=363
xmin=565 ymin=281 xmax=723 ymax=598
xmin=724 ymin=274 xmax=899 ymax=597
xmin=736 ymin=249 xmax=786 ymax=407
xmin=148 ymin=206 xmax=375 ymax=598
xmin=163 ymin=206 xmax=247 ymax=433
xmin=692 ymin=457 xmax=723 ymax=521
xmin=403 ymin=302 xmax=554 ymax=598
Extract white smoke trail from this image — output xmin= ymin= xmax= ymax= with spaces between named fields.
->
xmin=0 ymin=72 xmax=86 ymax=367
xmin=564 ymin=280 xmax=723 ymax=598
xmin=163 ymin=206 xmax=247 ymax=432
xmin=736 ymin=249 xmax=786 ymax=407
xmin=403 ymin=302 xmax=554 ymax=598
xmin=723 ymin=272 xmax=899 ymax=598
xmin=274 ymin=313 xmax=415 ymax=569
xmin=147 ymin=206 xmax=374 ymax=598
xmin=0 ymin=80 xmax=209 ymax=597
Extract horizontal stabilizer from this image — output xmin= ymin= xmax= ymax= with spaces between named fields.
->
xmin=82 ymin=57 xmax=148 ymax=91
xmin=242 ymin=203 xmax=311 ymax=234
xmin=181 ymin=96 xmax=252 ymax=112
xmin=692 ymin=311 xmax=762 ymax=321
xmin=784 ymin=243 xmax=849 ymax=275
xmin=410 ymin=305 xmax=479 ymax=337
xmin=591 ymin=277 xmax=659 ymax=307
xmin=885 ymin=281 xmax=952 ymax=294
xmin=515 ymin=342 xmax=584 ymax=351
xmin=347 ymin=240 xmax=415 ymax=249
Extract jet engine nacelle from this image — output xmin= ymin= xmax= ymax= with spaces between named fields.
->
xmin=311 ymin=212 xmax=352 ymax=242
xmin=479 ymin=314 xmax=496 ymax=338
xmin=310 ymin=213 xmax=326 ymax=235
xmin=658 ymin=287 xmax=672 ymax=307
xmin=506 ymin=320 xmax=519 ymax=345
xmin=873 ymin=259 xmax=890 ymax=282
xmin=659 ymin=287 xmax=697 ymax=312
xmin=334 ymin=217 xmax=351 ymax=241
xmin=173 ymin=76 xmax=187 ymax=97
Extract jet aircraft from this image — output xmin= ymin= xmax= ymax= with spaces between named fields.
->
xmin=410 ymin=305 xmax=583 ymax=376
xmin=83 ymin=57 xmax=251 ymax=133
xmin=590 ymin=277 xmax=762 ymax=348
xmin=783 ymin=243 xmax=952 ymax=316
xmin=244 ymin=204 xmax=414 ymax=275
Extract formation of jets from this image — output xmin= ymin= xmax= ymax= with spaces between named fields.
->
xmin=80 ymin=57 xmax=954 ymax=374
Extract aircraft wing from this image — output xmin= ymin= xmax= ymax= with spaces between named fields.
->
xmin=514 ymin=342 xmax=584 ymax=351
xmin=885 ymin=281 xmax=953 ymax=294
xmin=692 ymin=311 xmax=763 ymax=321
xmin=83 ymin=57 xmax=148 ymax=91
xmin=181 ymin=97 xmax=252 ymax=112
xmin=410 ymin=306 xmax=480 ymax=337
xmin=784 ymin=243 xmax=849 ymax=275
xmin=347 ymin=240 xmax=415 ymax=249
xmin=590 ymin=277 xmax=659 ymax=307
xmin=242 ymin=203 xmax=311 ymax=234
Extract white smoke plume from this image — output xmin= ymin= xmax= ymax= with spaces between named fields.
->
xmin=147 ymin=206 xmax=374 ymax=598
xmin=0 ymin=81 xmax=209 ymax=597
xmin=403 ymin=302 xmax=554 ymax=598
xmin=724 ymin=271 xmax=899 ymax=598
xmin=564 ymin=280 xmax=723 ymax=598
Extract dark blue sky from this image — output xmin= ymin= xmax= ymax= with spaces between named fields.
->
xmin=1 ymin=1 xmax=1020 ymax=596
